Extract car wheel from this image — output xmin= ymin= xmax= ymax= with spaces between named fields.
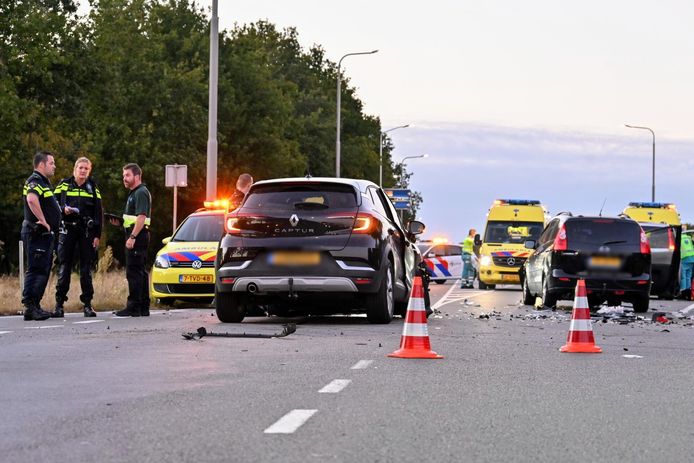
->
xmin=522 ymin=277 xmax=535 ymax=305
xmin=158 ymin=297 xmax=176 ymax=306
xmin=434 ymin=279 xmax=445 ymax=285
xmin=215 ymin=290 xmax=246 ymax=323
xmin=366 ymin=262 xmax=394 ymax=324
xmin=478 ymin=280 xmax=488 ymax=290
xmin=487 ymin=284 xmax=496 ymax=290
xmin=541 ymin=275 xmax=557 ymax=308
xmin=632 ymin=295 xmax=649 ymax=313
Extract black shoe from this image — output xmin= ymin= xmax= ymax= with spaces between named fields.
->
xmin=114 ymin=307 xmax=140 ymax=317
xmin=24 ymin=305 xmax=52 ymax=321
xmin=140 ymin=307 xmax=150 ymax=317
xmin=52 ymin=306 xmax=64 ymax=318
xmin=83 ymin=304 xmax=97 ymax=317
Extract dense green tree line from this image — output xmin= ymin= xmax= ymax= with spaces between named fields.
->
xmin=0 ymin=0 xmax=419 ymax=272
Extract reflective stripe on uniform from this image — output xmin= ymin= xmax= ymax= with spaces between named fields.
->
xmin=65 ymin=191 xmax=97 ymax=198
xmin=123 ymin=214 xmax=151 ymax=228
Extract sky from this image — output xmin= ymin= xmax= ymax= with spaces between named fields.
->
xmin=87 ymin=1 xmax=694 ymax=240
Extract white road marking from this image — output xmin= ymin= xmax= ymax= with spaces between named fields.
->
xmin=264 ymin=409 xmax=317 ymax=434
xmin=350 ymin=360 xmax=373 ymax=370
xmin=72 ymin=320 xmax=104 ymax=325
xmin=318 ymin=379 xmax=351 ymax=393
xmin=679 ymin=303 xmax=694 ymax=315
xmin=432 ymin=284 xmax=485 ymax=310
xmin=0 ymin=331 xmax=13 ymax=335
xmin=23 ymin=325 xmax=64 ymax=330
xmin=622 ymin=355 xmax=644 ymax=359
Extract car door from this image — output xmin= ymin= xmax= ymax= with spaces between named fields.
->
xmin=423 ymin=245 xmax=449 ymax=280
xmin=527 ymin=219 xmax=558 ymax=293
xmin=444 ymin=244 xmax=463 ymax=280
xmin=645 ymin=224 xmax=681 ymax=297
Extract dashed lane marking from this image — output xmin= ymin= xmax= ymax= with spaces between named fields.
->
xmin=318 ymin=379 xmax=351 ymax=393
xmin=350 ymin=360 xmax=373 ymax=370
xmin=264 ymin=409 xmax=318 ymax=434
xmin=23 ymin=325 xmax=64 ymax=330
xmin=679 ymin=303 xmax=694 ymax=315
xmin=72 ymin=320 xmax=104 ymax=325
xmin=0 ymin=331 xmax=13 ymax=335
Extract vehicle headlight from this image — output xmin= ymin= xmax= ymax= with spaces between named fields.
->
xmin=154 ymin=255 xmax=170 ymax=268
xmin=480 ymin=255 xmax=492 ymax=267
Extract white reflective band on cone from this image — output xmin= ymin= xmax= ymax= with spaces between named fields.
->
xmin=569 ymin=319 xmax=593 ymax=332
xmin=573 ymin=296 xmax=588 ymax=308
xmin=402 ymin=323 xmax=429 ymax=337
xmin=407 ymin=298 xmax=426 ymax=312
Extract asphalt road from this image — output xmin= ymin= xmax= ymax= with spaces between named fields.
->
xmin=2 ymin=282 xmax=694 ymax=462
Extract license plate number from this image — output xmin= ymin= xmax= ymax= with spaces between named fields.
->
xmin=179 ymin=274 xmax=214 ymax=283
xmin=502 ymin=274 xmax=519 ymax=281
xmin=589 ymin=256 xmax=621 ymax=268
xmin=269 ymin=251 xmax=321 ymax=266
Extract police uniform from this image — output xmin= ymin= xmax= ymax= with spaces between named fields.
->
xmin=122 ymin=183 xmax=152 ymax=316
xmin=54 ymin=176 xmax=103 ymax=315
xmin=21 ymin=171 xmax=61 ymax=319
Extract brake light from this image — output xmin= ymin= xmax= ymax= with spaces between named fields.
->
xmin=640 ymin=229 xmax=651 ymax=254
xmin=668 ymin=228 xmax=676 ymax=251
xmin=225 ymin=214 xmax=241 ymax=234
xmin=553 ymin=224 xmax=568 ymax=251
xmin=353 ymin=213 xmax=377 ymax=234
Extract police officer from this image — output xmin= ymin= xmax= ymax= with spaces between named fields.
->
xmin=112 ymin=163 xmax=152 ymax=317
xmin=229 ymin=173 xmax=253 ymax=210
xmin=53 ymin=157 xmax=103 ymax=317
xmin=460 ymin=228 xmax=476 ymax=289
xmin=21 ymin=151 xmax=62 ymax=321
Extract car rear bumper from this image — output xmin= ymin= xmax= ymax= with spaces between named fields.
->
xmin=548 ymin=269 xmax=651 ymax=299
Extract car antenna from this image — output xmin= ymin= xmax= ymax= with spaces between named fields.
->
xmin=599 ymin=198 xmax=607 ymax=217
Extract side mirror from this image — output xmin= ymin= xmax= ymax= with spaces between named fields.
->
xmin=407 ymin=220 xmax=426 ymax=235
xmin=162 ymin=236 xmax=172 ymax=245
xmin=524 ymin=240 xmax=536 ymax=250
xmin=427 ymin=252 xmax=435 ymax=258
xmin=474 ymin=234 xmax=482 ymax=246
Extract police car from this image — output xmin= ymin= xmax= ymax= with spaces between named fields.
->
xmin=417 ymin=239 xmax=463 ymax=284
xmin=150 ymin=201 xmax=226 ymax=304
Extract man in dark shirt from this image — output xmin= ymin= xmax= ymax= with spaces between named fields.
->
xmin=111 ymin=163 xmax=152 ymax=317
xmin=21 ymin=151 xmax=62 ymax=321
xmin=53 ymin=157 xmax=103 ymax=317
xmin=229 ymin=173 xmax=253 ymax=210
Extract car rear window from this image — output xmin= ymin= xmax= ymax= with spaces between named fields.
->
xmin=173 ymin=215 xmax=224 ymax=242
xmin=643 ymin=226 xmax=671 ymax=249
xmin=243 ymin=184 xmax=358 ymax=211
xmin=565 ymin=219 xmax=640 ymax=248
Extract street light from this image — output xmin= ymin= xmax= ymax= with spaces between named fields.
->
xmin=379 ymin=124 xmax=410 ymax=187
xmin=397 ymin=154 xmax=428 ymax=187
xmin=335 ymin=49 xmax=379 ymax=178
xmin=625 ymin=124 xmax=656 ymax=202
xmin=205 ymin=0 xmax=219 ymax=201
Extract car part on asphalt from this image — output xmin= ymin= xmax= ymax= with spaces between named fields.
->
xmin=182 ymin=323 xmax=296 ymax=340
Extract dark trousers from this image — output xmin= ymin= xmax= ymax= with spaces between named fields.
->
xmin=125 ymin=231 xmax=150 ymax=310
xmin=55 ymin=225 xmax=96 ymax=305
xmin=21 ymin=231 xmax=55 ymax=307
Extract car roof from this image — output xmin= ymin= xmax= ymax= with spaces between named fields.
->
xmin=189 ymin=209 xmax=226 ymax=216
xmin=250 ymin=177 xmax=376 ymax=193
xmin=561 ymin=215 xmax=636 ymax=223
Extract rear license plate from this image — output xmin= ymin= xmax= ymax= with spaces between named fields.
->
xmin=269 ymin=251 xmax=321 ymax=266
xmin=589 ymin=256 xmax=621 ymax=268
xmin=502 ymin=274 xmax=519 ymax=281
xmin=179 ymin=274 xmax=214 ymax=283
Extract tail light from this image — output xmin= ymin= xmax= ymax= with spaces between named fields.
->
xmin=225 ymin=213 xmax=241 ymax=234
xmin=668 ymin=228 xmax=676 ymax=251
xmin=353 ymin=213 xmax=378 ymax=234
xmin=640 ymin=229 xmax=651 ymax=254
xmin=553 ymin=224 xmax=568 ymax=251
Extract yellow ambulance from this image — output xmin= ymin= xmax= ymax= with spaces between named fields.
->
xmin=622 ymin=202 xmax=681 ymax=225
xmin=477 ymin=199 xmax=547 ymax=289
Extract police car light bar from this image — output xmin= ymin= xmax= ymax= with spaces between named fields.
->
xmin=204 ymin=199 xmax=230 ymax=210
xmin=494 ymin=199 xmax=541 ymax=206
xmin=628 ymin=202 xmax=676 ymax=209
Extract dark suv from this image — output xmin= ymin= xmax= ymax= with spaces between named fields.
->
xmin=214 ymin=177 xmax=425 ymax=323
xmin=521 ymin=214 xmax=651 ymax=312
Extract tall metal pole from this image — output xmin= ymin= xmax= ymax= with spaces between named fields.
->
xmin=335 ymin=50 xmax=378 ymax=178
xmin=205 ymin=0 xmax=219 ymax=201
xmin=379 ymin=124 xmax=409 ymax=186
xmin=625 ymin=124 xmax=656 ymax=202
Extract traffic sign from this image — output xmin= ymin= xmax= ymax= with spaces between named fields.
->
xmin=384 ymin=188 xmax=411 ymax=210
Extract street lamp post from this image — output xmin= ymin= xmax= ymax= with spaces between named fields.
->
xmin=395 ymin=154 xmax=428 ymax=222
xmin=625 ymin=124 xmax=656 ymax=202
xmin=335 ymin=49 xmax=378 ymax=178
xmin=379 ymin=124 xmax=409 ymax=186
xmin=205 ymin=0 xmax=219 ymax=201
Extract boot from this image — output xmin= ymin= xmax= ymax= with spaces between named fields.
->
xmin=24 ymin=303 xmax=52 ymax=321
xmin=114 ymin=306 xmax=140 ymax=317
xmin=52 ymin=304 xmax=64 ymax=318
xmin=83 ymin=304 xmax=97 ymax=317
xmin=140 ymin=306 xmax=150 ymax=317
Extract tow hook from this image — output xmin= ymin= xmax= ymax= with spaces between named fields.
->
xmin=288 ymin=277 xmax=298 ymax=299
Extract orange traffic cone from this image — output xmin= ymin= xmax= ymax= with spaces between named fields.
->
xmin=388 ymin=276 xmax=443 ymax=359
xmin=560 ymin=279 xmax=602 ymax=353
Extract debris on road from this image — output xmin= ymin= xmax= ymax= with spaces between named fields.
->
xmin=182 ymin=323 xmax=297 ymax=340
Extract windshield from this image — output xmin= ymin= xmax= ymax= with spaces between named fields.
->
xmin=243 ymin=184 xmax=357 ymax=211
xmin=173 ymin=214 xmax=224 ymax=242
xmin=484 ymin=221 xmax=543 ymax=244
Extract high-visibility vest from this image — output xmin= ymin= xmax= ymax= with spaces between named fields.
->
xmin=463 ymin=236 xmax=474 ymax=254
xmin=682 ymin=234 xmax=694 ymax=259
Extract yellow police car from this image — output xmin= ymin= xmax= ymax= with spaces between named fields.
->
xmin=150 ymin=202 xmax=226 ymax=304
xmin=622 ymin=202 xmax=680 ymax=225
